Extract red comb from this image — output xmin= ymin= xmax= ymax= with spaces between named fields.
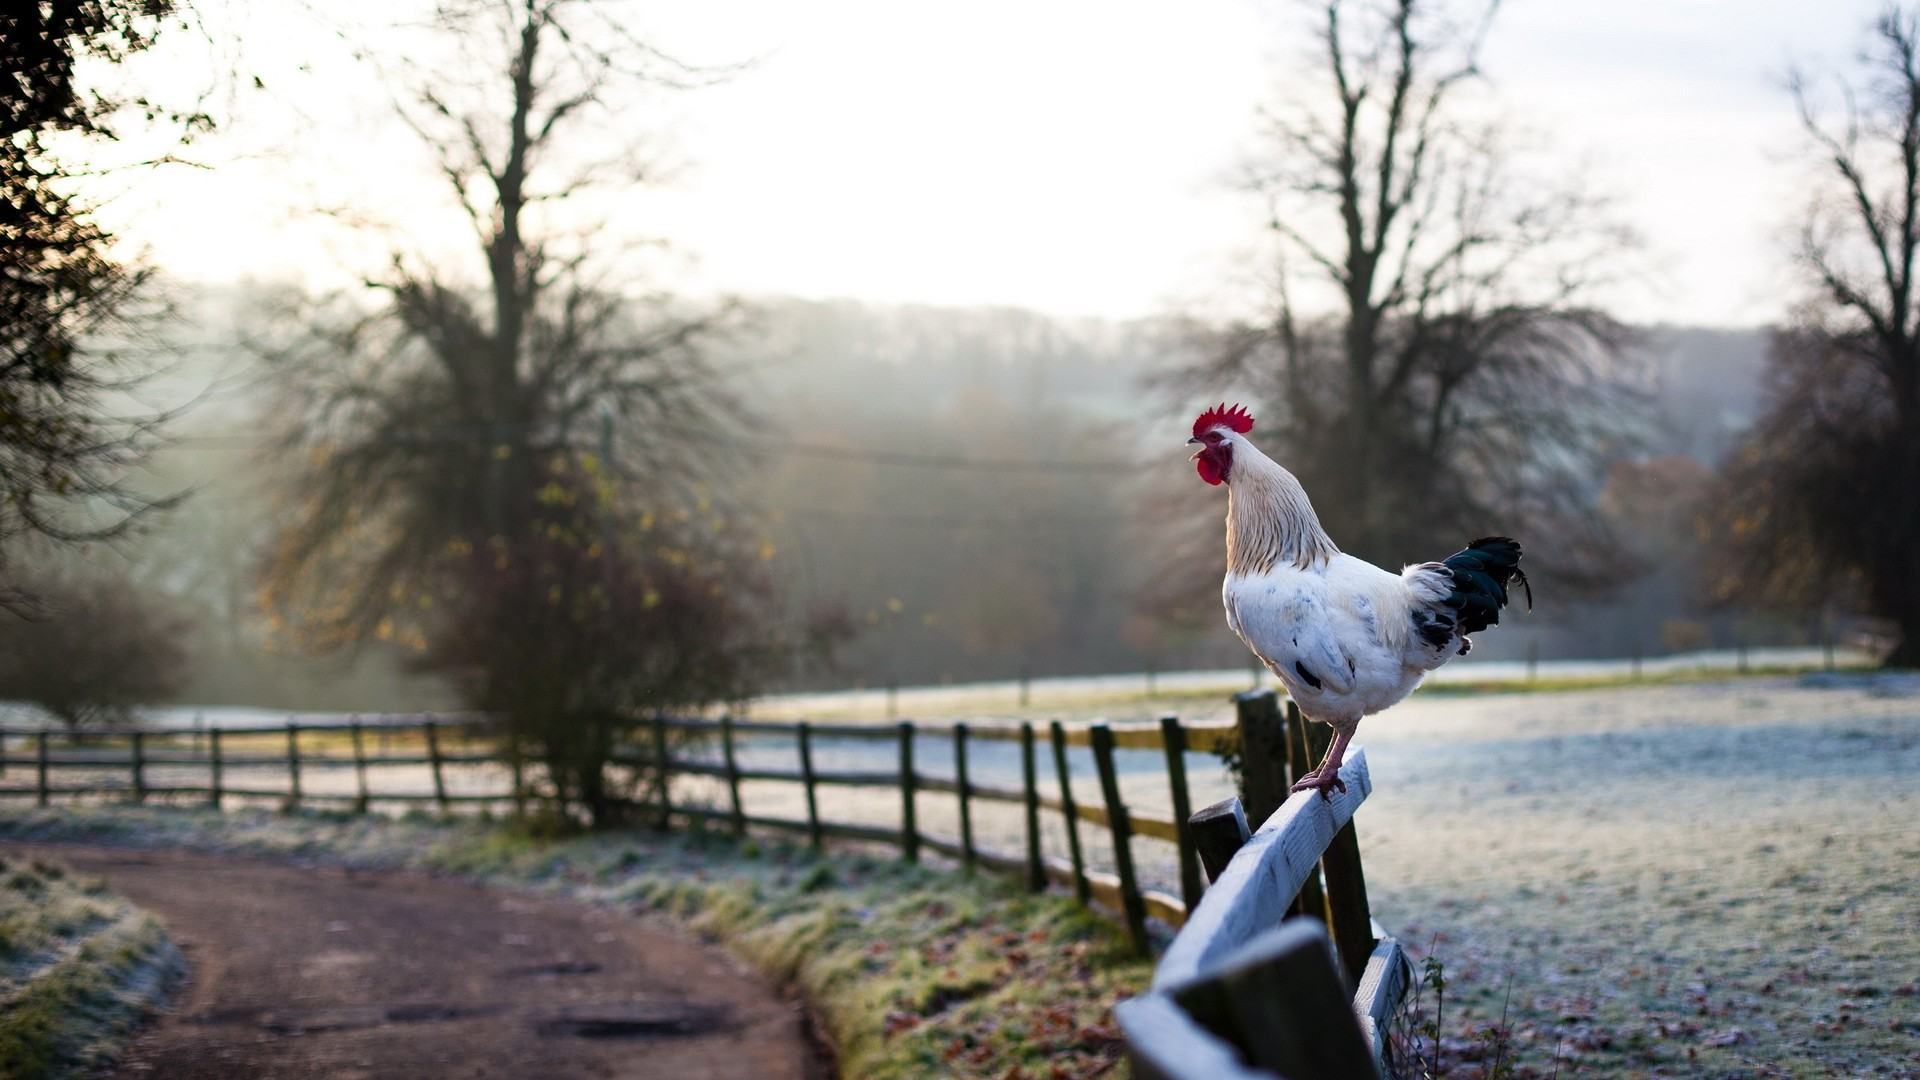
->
xmin=1192 ymin=402 xmax=1255 ymax=438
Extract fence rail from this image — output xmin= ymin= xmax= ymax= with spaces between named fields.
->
xmin=1116 ymin=693 xmax=1410 ymax=1078
xmin=0 ymin=704 xmax=1272 ymax=952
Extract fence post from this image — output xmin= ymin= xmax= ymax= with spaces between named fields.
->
xmin=349 ymin=721 xmax=369 ymax=811
xmin=1090 ymin=723 xmax=1149 ymax=955
xmin=650 ymin=712 xmax=672 ymax=829
xmin=1159 ymin=715 xmax=1203 ymax=910
xmin=285 ymin=723 xmax=301 ymax=809
xmin=721 ymin=715 xmax=745 ymax=837
xmin=1320 ymin=813 xmax=1375 ymax=987
xmin=1169 ymin=921 xmax=1378 ymax=1079
xmin=1049 ymin=721 xmax=1089 ymax=905
xmin=209 ymin=728 xmax=223 ymax=809
xmin=897 ymin=721 xmax=918 ymax=863
xmin=36 ymin=731 xmax=49 ymax=807
xmin=130 ymin=731 xmax=145 ymax=803
xmin=797 ymin=721 xmax=822 ymax=850
xmin=1189 ymin=796 xmax=1251 ymax=882
xmin=508 ymin=732 xmax=526 ymax=819
xmin=954 ymin=722 xmax=975 ymax=871
xmin=425 ymin=721 xmax=448 ymax=812
xmin=1233 ymin=690 xmax=1290 ymax=830
xmin=1289 ymin=702 xmax=1331 ymax=922
xmin=1019 ymin=721 xmax=1044 ymax=892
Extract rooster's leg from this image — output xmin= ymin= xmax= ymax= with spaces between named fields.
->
xmin=1289 ymin=724 xmax=1355 ymax=799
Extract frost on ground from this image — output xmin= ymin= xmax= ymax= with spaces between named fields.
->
xmin=0 ymin=854 xmax=183 ymax=1078
xmin=1321 ymin=675 xmax=1920 ymax=1079
xmin=1 ymin=672 xmax=1914 ymax=1077
xmin=0 ymin=806 xmax=1148 ymax=1080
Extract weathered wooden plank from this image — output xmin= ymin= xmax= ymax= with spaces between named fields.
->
xmin=800 ymin=723 xmax=900 ymax=741
xmin=958 ymin=779 xmax=1024 ymax=804
xmin=1167 ymin=919 xmax=1378 ymax=1079
xmin=1179 ymin=722 xmax=1239 ymax=756
xmin=1354 ymin=936 xmax=1412 ymax=1065
xmin=1142 ymin=889 xmax=1186 ymax=927
xmin=649 ymin=711 xmax=672 ymax=827
xmin=796 ymin=721 xmax=822 ymax=849
xmin=809 ymin=768 xmax=901 ymax=787
xmin=507 ymin=733 xmax=525 ymax=818
xmin=1153 ymin=746 xmax=1371 ymax=990
xmin=1321 ymin=815 xmax=1375 ymax=986
xmin=1190 ymin=796 xmax=1252 ymax=884
xmin=1020 ymin=722 xmax=1044 ymax=892
xmin=954 ymin=722 xmax=975 ymax=870
xmin=898 ymin=721 xmax=918 ymax=863
xmin=348 ymin=722 xmax=367 ymax=810
xmin=1125 ymin=812 xmax=1182 ymax=843
xmin=130 ymin=732 xmax=146 ymax=803
xmin=1290 ymin=705 xmax=1331 ymax=923
xmin=1049 ymin=721 xmax=1090 ymax=905
xmin=721 ymin=715 xmax=745 ymax=836
xmin=208 ymin=728 xmax=224 ymax=809
xmin=1161 ymin=716 xmax=1203 ymax=911
xmin=424 ymin=721 xmax=447 ymax=811
xmin=1090 ymin=724 xmax=1149 ymax=955
xmin=1116 ymin=992 xmax=1274 ymax=1080
xmin=727 ymin=719 xmax=802 ymax=735
xmin=1234 ymin=690 xmax=1290 ymax=831
xmin=284 ymin=724 xmax=300 ymax=808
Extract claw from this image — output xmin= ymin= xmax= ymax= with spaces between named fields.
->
xmin=1288 ymin=771 xmax=1347 ymax=799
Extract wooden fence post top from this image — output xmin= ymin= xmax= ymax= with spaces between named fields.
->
xmin=1189 ymin=797 xmax=1252 ymax=884
xmin=1232 ymin=690 xmax=1291 ymax=833
xmin=1154 ymin=746 xmax=1371 ymax=991
xmin=1115 ymin=994 xmax=1274 ymax=1080
xmin=1164 ymin=919 xmax=1377 ymax=1080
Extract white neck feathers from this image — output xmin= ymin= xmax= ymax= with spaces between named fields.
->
xmin=1224 ymin=439 xmax=1339 ymax=575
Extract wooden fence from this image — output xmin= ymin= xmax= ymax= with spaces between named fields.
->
xmin=1115 ymin=697 xmax=1412 ymax=1078
xmin=0 ymin=698 xmax=1362 ymax=953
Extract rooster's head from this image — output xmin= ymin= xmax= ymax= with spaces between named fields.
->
xmin=1187 ymin=402 xmax=1254 ymax=486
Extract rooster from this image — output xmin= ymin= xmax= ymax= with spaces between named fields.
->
xmin=1187 ymin=403 xmax=1529 ymax=797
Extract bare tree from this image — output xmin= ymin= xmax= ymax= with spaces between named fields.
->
xmin=1158 ymin=0 xmax=1640 ymax=622
xmin=0 ymin=1 xmax=212 ymax=607
xmin=258 ymin=1 xmax=826 ymax=823
xmin=0 ymin=566 xmax=192 ymax=732
xmin=1705 ymin=7 xmax=1920 ymax=666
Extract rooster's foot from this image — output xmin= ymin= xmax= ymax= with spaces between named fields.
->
xmin=1288 ymin=770 xmax=1347 ymax=798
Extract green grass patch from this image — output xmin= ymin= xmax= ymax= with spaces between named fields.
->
xmin=0 ymin=805 xmax=1150 ymax=1079
xmin=0 ymin=854 xmax=182 ymax=1079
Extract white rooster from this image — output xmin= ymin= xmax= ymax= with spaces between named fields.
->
xmin=1187 ymin=403 xmax=1530 ymax=796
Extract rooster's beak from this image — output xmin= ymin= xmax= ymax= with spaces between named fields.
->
xmin=1185 ymin=436 xmax=1201 ymax=446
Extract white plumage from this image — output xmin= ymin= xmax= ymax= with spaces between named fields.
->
xmin=1187 ymin=402 xmax=1528 ymax=795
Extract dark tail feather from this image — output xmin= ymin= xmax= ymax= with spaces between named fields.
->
xmin=1441 ymin=536 xmax=1530 ymax=634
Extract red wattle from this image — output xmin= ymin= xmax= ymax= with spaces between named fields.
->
xmin=1196 ymin=453 xmax=1223 ymax=486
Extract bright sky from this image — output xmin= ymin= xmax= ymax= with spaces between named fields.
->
xmin=81 ymin=0 xmax=1887 ymax=327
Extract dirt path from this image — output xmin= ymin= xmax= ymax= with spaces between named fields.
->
xmin=1 ymin=842 xmax=826 ymax=1080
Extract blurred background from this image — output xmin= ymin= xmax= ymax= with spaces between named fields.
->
xmin=4 ymin=0 xmax=1916 ymax=721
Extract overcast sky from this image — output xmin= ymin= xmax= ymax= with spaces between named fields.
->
xmin=83 ymin=0 xmax=1890 ymax=328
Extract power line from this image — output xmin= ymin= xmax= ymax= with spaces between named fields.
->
xmin=163 ymin=430 xmax=1148 ymax=474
